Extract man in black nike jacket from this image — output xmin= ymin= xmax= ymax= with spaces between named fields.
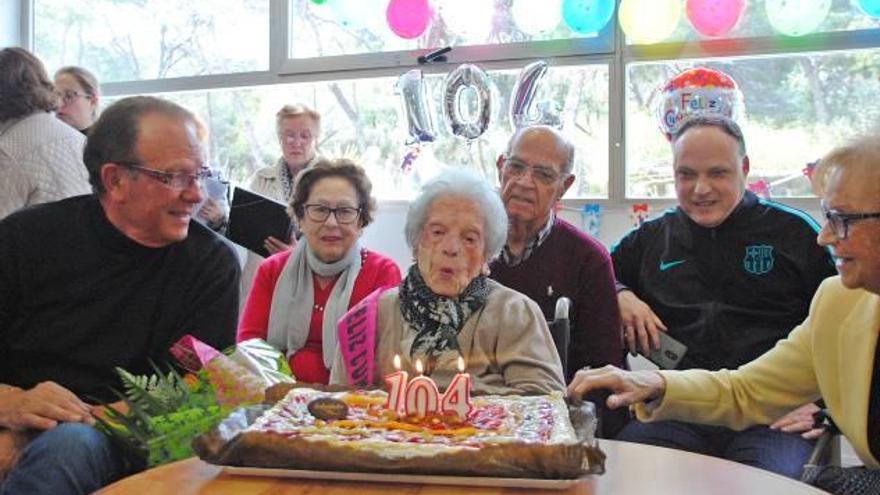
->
xmin=611 ymin=115 xmax=835 ymax=478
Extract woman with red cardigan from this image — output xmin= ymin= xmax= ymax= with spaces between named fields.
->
xmin=238 ymin=159 xmax=401 ymax=384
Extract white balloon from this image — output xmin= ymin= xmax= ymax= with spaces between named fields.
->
xmin=329 ymin=0 xmax=381 ymax=31
xmin=512 ymin=0 xmax=563 ymax=36
xmin=439 ymin=0 xmax=495 ymax=42
xmin=765 ymin=0 xmax=831 ymax=37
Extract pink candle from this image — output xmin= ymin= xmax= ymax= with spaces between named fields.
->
xmin=383 ymin=354 xmax=408 ymax=417
xmin=440 ymin=356 xmax=473 ymax=420
xmin=404 ymin=359 xmax=440 ymax=418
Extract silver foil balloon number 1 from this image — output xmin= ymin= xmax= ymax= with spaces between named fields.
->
xmin=395 ymin=69 xmax=436 ymax=144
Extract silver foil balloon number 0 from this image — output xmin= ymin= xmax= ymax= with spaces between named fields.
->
xmin=442 ymin=64 xmax=494 ymax=142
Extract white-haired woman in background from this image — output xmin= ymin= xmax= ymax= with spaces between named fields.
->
xmin=331 ymin=168 xmax=564 ymax=395
xmin=240 ymin=104 xmax=324 ymax=304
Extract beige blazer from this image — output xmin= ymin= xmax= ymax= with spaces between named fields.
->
xmin=637 ymin=276 xmax=880 ymax=468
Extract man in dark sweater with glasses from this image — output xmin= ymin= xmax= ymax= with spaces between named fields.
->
xmin=488 ymin=125 xmax=625 ymax=435
xmin=0 ymin=96 xmax=239 ymax=495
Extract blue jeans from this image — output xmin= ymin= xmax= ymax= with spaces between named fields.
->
xmin=0 ymin=423 xmax=124 ymax=495
xmin=617 ymin=420 xmax=815 ymax=479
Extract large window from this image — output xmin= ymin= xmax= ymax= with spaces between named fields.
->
xmin=632 ymin=0 xmax=879 ymax=44
xmin=150 ymin=64 xmax=609 ymax=199
xmin=625 ymin=48 xmax=880 ymax=198
xmin=286 ymin=0 xmax=599 ymax=60
xmin=34 ymin=0 xmax=269 ymax=82
xmin=27 ymin=0 xmax=880 ymax=201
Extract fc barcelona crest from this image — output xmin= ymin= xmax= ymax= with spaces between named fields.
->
xmin=744 ymin=245 xmax=774 ymax=275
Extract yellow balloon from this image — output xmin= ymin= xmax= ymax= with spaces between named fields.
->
xmin=619 ymin=0 xmax=682 ymax=44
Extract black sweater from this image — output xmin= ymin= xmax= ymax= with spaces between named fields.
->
xmin=0 ymin=195 xmax=240 ymax=402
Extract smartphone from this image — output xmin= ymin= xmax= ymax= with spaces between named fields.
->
xmin=644 ymin=332 xmax=688 ymax=370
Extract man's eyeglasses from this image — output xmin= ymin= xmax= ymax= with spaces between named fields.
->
xmin=303 ymin=204 xmax=361 ymax=224
xmin=55 ymin=89 xmax=91 ymax=105
xmin=119 ymin=162 xmax=213 ymax=190
xmin=502 ymin=157 xmax=564 ymax=186
xmin=282 ymin=132 xmax=314 ymax=143
xmin=821 ymin=203 xmax=880 ymax=240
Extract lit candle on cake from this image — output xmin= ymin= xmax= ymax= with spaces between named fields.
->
xmin=404 ymin=359 xmax=440 ymax=418
xmin=440 ymin=356 xmax=473 ymax=420
xmin=383 ymin=354 xmax=408 ymax=417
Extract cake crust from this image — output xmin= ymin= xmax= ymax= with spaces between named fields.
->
xmin=193 ymin=384 xmax=605 ymax=479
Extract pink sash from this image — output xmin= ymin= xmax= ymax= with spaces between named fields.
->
xmin=337 ymin=287 xmax=386 ymax=386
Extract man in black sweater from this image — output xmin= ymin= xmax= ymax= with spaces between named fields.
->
xmin=0 ymin=96 xmax=240 ymax=494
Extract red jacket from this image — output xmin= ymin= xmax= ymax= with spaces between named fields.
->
xmin=237 ymin=248 xmax=401 ymax=382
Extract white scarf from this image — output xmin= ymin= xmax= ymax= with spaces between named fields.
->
xmin=266 ymin=240 xmax=362 ymax=369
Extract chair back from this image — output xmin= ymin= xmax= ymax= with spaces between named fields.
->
xmin=547 ymin=297 xmax=571 ymax=378
xmin=800 ymin=408 xmax=842 ymax=483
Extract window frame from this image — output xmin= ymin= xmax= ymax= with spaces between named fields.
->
xmin=618 ymin=26 xmax=880 ymax=209
xmin=20 ymin=0 xmax=880 ymax=209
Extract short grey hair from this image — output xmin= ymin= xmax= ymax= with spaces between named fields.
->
xmin=505 ymin=125 xmax=575 ymax=175
xmin=673 ymin=115 xmax=747 ymax=158
xmin=405 ymin=168 xmax=508 ymax=260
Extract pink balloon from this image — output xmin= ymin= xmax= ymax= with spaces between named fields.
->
xmin=686 ymin=0 xmax=746 ymax=38
xmin=387 ymin=0 xmax=434 ymax=39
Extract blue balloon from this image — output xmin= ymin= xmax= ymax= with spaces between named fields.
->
xmin=562 ymin=0 xmax=615 ymax=33
xmin=856 ymin=0 xmax=880 ymax=18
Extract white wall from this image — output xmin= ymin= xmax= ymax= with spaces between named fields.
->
xmin=0 ymin=0 xmax=21 ymax=47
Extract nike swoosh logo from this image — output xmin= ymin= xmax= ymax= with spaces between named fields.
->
xmin=659 ymin=260 xmax=686 ymax=271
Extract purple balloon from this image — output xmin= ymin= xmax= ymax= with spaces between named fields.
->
xmin=686 ymin=0 xmax=745 ymax=38
xmin=387 ymin=0 xmax=433 ymax=39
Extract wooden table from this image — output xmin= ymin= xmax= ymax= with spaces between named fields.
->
xmin=97 ymin=439 xmax=828 ymax=494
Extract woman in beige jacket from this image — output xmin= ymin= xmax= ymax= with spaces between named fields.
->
xmin=241 ymin=104 xmax=322 ymax=300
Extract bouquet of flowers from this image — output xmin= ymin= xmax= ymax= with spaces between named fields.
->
xmin=96 ymin=336 xmax=293 ymax=468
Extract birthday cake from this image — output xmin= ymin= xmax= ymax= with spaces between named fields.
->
xmin=194 ymin=385 xmax=604 ymax=479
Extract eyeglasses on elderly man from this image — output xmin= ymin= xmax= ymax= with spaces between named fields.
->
xmin=116 ymin=162 xmax=214 ymax=191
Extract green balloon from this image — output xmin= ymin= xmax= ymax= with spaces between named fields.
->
xmin=765 ymin=0 xmax=831 ymax=37
xmin=311 ymin=0 xmax=327 ymax=4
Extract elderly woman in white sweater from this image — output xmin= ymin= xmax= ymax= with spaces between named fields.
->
xmin=240 ymin=103 xmax=323 ymax=302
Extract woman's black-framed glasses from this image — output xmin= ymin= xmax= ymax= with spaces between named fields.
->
xmin=821 ymin=203 xmax=880 ymax=240
xmin=303 ymin=204 xmax=361 ymax=224
xmin=55 ymin=89 xmax=92 ymax=104
xmin=118 ymin=162 xmax=213 ymax=190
